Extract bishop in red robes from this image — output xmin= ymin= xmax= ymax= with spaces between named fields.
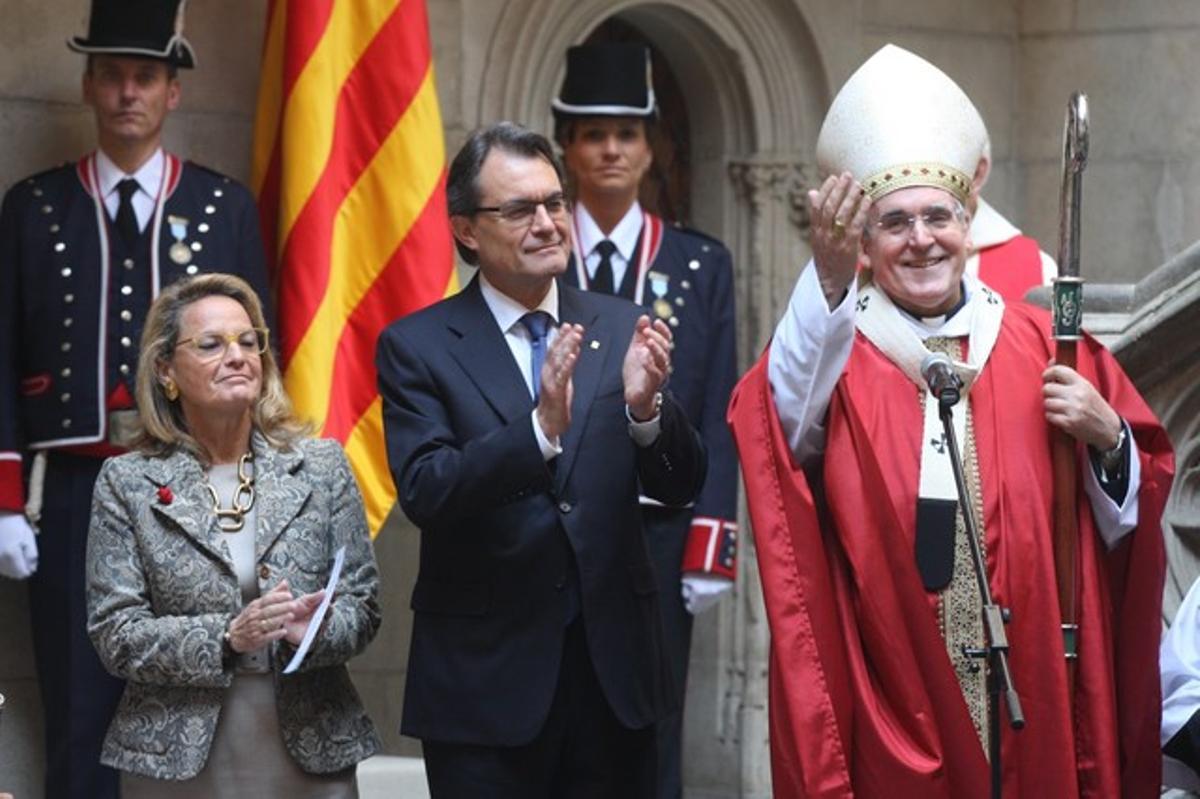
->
xmin=729 ymin=45 xmax=1175 ymax=798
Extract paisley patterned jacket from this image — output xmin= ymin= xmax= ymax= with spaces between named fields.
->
xmin=86 ymin=433 xmax=382 ymax=779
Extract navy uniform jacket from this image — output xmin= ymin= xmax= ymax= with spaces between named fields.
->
xmin=0 ymin=152 xmax=269 ymax=507
xmin=565 ymin=212 xmax=738 ymax=578
xmin=378 ymin=277 xmax=706 ymax=745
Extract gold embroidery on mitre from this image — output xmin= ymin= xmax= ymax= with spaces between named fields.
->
xmin=863 ymin=162 xmax=972 ymax=203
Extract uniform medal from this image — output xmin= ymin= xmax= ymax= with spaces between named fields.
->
xmin=649 ymin=271 xmax=672 ymax=319
xmin=167 ymin=215 xmax=192 ymax=264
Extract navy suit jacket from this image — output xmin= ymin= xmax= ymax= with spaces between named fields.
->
xmin=377 ymin=276 xmax=706 ymax=746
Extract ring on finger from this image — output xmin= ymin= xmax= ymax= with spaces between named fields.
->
xmin=831 ymin=218 xmax=847 ymax=240
xmin=260 ymin=619 xmax=269 ymax=634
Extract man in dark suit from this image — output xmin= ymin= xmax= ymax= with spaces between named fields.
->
xmin=377 ymin=122 xmax=706 ymax=798
xmin=0 ymin=2 xmax=269 ymax=796
xmin=552 ymin=44 xmax=739 ymax=799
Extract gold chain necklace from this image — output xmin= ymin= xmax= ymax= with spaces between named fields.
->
xmin=204 ymin=452 xmax=255 ymax=533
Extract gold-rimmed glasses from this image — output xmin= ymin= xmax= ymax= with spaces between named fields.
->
xmin=872 ymin=203 xmax=966 ymax=239
xmin=175 ymin=327 xmax=269 ymax=362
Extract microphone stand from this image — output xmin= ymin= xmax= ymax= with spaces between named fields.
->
xmin=936 ymin=388 xmax=1025 ymax=799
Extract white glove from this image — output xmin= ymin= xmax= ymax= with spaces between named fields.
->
xmin=0 ymin=511 xmax=38 ymax=580
xmin=681 ymin=573 xmax=732 ymax=615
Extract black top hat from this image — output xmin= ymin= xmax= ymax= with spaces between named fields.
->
xmin=552 ymin=44 xmax=655 ymax=118
xmin=68 ymin=0 xmax=196 ymax=68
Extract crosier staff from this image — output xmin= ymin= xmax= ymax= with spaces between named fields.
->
xmin=1051 ymin=91 xmax=1089 ymax=708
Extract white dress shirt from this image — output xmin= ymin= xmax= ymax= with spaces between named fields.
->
xmin=575 ymin=201 xmax=642 ymax=288
xmin=478 ymin=274 xmax=661 ymax=457
xmin=479 ymin=274 xmax=563 ymax=460
xmin=95 ymin=147 xmax=165 ymax=232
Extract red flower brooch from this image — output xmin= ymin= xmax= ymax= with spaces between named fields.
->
xmin=157 ymin=486 xmax=174 ymax=505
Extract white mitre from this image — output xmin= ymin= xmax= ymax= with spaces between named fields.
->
xmin=816 ymin=44 xmax=987 ymax=204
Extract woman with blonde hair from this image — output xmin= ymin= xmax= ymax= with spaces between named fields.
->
xmin=86 ymin=273 xmax=381 ymax=797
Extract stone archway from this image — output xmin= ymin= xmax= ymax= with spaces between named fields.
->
xmin=477 ymin=0 xmax=830 ymax=352
xmin=475 ymin=2 xmax=832 ymax=794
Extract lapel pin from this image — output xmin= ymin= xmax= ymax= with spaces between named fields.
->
xmin=589 ymin=340 xmax=600 ymax=350
xmin=157 ymin=485 xmax=174 ymax=505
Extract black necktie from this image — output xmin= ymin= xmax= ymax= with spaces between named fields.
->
xmin=115 ymin=178 xmax=140 ymax=246
xmin=519 ymin=311 xmax=552 ymax=403
xmin=591 ymin=240 xmax=617 ymax=294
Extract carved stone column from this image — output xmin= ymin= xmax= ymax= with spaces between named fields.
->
xmin=721 ymin=156 xmax=811 ymax=797
xmin=728 ymin=159 xmax=811 ymax=357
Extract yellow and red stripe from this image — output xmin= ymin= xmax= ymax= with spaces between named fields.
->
xmin=253 ymin=0 xmax=456 ymax=534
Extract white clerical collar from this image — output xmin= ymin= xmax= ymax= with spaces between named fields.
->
xmin=95 ymin=147 xmax=164 ymax=202
xmin=478 ymin=273 xmax=560 ymax=334
xmin=575 ymin=200 xmax=643 ymax=263
xmin=896 ymin=279 xmax=979 ymax=340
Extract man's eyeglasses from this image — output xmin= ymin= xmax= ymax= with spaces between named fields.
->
xmin=872 ymin=204 xmax=965 ymax=239
xmin=471 ymin=194 xmax=570 ymax=227
xmin=176 ymin=328 xmax=270 ymax=362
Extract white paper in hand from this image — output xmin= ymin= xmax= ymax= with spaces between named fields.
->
xmin=282 ymin=545 xmax=345 ymax=675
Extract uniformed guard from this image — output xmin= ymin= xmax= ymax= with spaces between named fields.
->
xmin=0 ymin=2 xmax=270 ymax=796
xmin=552 ymin=43 xmax=739 ymax=799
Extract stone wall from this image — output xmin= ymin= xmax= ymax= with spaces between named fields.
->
xmin=1018 ymin=0 xmax=1200 ymax=283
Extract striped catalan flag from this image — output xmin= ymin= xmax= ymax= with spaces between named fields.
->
xmin=251 ymin=0 xmax=456 ymax=535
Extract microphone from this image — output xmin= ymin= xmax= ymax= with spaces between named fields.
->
xmin=921 ymin=352 xmax=963 ymax=407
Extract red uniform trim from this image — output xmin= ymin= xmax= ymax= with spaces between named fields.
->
xmin=0 ymin=459 xmax=23 ymax=511
xmin=163 ymin=152 xmax=183 ymax=198
xmin=681 ymin=515 xmax=738 ymax=579
xmin=76 ymin=154 xmax=96 ymax=196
